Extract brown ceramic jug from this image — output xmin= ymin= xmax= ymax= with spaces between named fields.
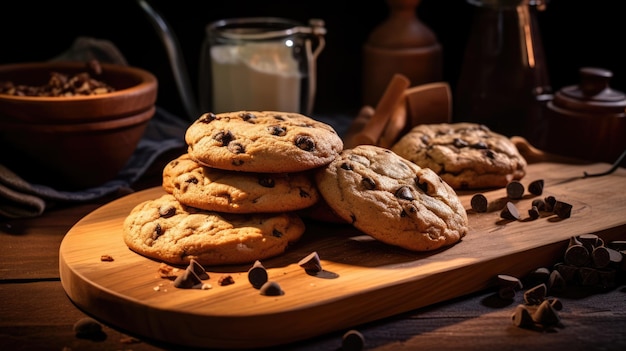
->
xmin=544 ymin=67 xmax=626 ymax=163
xmin=362 ymin=0 xmax=442 ymax=107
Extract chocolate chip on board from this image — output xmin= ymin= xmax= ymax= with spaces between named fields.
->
xmin=500 ymin=201 xmax=520 ymax=220
xmin=470 ymin=193 xmax=488 ymax=213
xmin=528 ymin=179 xmax=545 ymax=195
xmin=506 ymin=180 xmax=525 ymax=200
xmin=298 ymin=251 xmax=323 ymax=273
xmin=248 ymin=260 xmax=269 ymax=289
xmin=259 ymin=281 xmax=284 ymax=296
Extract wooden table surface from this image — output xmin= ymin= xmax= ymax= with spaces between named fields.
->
xmin=1 ymin=147 xmax=626 ymax=351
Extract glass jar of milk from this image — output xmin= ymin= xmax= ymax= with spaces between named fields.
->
xmin=200 ymin=17 xmax=326 ymax=115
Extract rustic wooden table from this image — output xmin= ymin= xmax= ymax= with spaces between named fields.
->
xmin=1 ymin=147 xmax=626 ymax=351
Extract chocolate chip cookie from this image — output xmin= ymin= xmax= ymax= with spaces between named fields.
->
xmin=185 ymin=111 xmax=343 ymax=173
xmin=391 ymin=123 xmax=527 ymax=189
xmin=315 ymin=145 xmax=468 ymax=252
xmin=162 ymin=153 xmax=319 ymax=213
xmin=123 ymin=194 xmax=306 ymax=266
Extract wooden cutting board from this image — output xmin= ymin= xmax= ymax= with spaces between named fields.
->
xmin=59 ymin=161 xmax=626 ymax=349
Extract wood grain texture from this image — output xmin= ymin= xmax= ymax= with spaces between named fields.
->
xmin=59 ymin=162 xmax=626 ymax=349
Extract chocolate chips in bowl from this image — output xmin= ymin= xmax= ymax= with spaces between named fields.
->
xmin=0 ymin=60 xmax=158 ymax=190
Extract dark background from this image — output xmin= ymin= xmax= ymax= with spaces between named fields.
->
xmin=1 ymin=0 xmax=624 ymax=120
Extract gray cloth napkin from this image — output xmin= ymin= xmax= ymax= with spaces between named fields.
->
xmin=0 ymin=107 xmax=187 ymax=218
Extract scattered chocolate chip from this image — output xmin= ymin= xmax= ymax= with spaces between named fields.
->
xmin=73 ymin=317 xmax=104 ymax=339
xmin=531 ymin=199 xmax=546 ymax=211
xmin=606 ymin=246 xmax=624 ymax=265
xmin=548 ymin=297 xmax=563 ymax=311
xmin=554 ymin=262 xmax=578 ymax=283
xmin=511 ymin=304 xmax=535 ymax=328
xmin=298 ymin=252 xmax=322 ymax=273
xmin=607 ymin=240 xmax=626 ymax=251
xmin=553 ymin=200 xmax=573 ymax=219
xmin=578 ymin=234 xmax=599 ymax=251
xmin=564 ymin=238 xmax=590 ymax=267
xmin=506 ymin=180 xmax=525 ymax=200
xmin=500 ymin=201 xmax=520 ymax=220
xmin=528 ymin=206 xmax=540 ymax=219
xmin=523 ymin=283 xmax=547 ymax=305
xmin=548 ymin=270 xmax=566 ymax=293
xmin=544 ymin=195 xmax=556 ymax=212
xmin=173 ymin=269 xmax=202 ymax=289
xmin=342 ymin=329 xmax=365 ymax=351
xmin=591 ymin=246 xmax=611 ymax=269
xmin=218 ymin=274 xmax=235 ymax=286
xmin=248 ymin=260 xmax=269 ymax=289
xmin=528 ymin=179 xmax=544 ymax=195
xmin=188 ymin=259 xmax=209 ymax=280
xmin=526 ymin=267 xmax=550 ymax=285
xmin=532 ymin=299 xmax=560 ymax=326
xmin=470 ymin=193 xmax=488 ymax=213
xmin=579 ymin=266 xmax=600 ymax=286
xmin=100 ymin=254 xmax=114 ymax=262
xmin=259 ymin=281 xmax=284 ymax=296
xmin=497 ymin=274 xmax=523 ymax=290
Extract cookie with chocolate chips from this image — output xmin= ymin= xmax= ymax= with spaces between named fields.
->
xmin=315 ymin=145 xmax=468 ymax=252
xmin=123 ymin=194 xmax=306 ymax=266
xmin=162 ymin=153 xmax=319 ymax=213
xmin=391 ymin=123 xmax=527 ymax=189
xmin=185 ymin=111 xmax=343 ymax=173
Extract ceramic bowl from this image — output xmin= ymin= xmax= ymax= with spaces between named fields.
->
xmin=0 ymin=61 xmax=158 ymax=190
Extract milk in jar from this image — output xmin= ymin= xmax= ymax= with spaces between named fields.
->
xmin=210 ymin=41 xmax=302 ymax=113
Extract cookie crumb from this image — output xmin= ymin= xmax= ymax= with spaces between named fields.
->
xmin=100 ymin=254 xmax=114 ymax=262
xmin=218 ymin=274 xmax=235 ymax=286
xmin=157 ymin=263 xmax=178 ymax=279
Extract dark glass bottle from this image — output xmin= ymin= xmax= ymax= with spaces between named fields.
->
xmin=454 ymin=0 xmax=551 ymax=144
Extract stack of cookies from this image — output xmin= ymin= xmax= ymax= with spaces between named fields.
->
xmin=123 ymin=111 xmax=344 ymax=266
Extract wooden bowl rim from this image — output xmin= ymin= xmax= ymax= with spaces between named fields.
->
xmin=0 ymin=61 xmax=157 ymax=102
